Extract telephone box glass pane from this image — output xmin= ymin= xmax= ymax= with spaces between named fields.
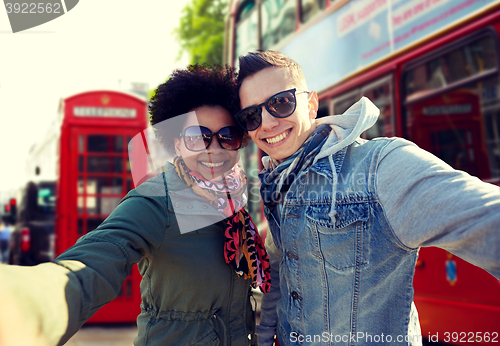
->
xmin=87 ymin=156 xmax=123 ymax=173
xmin=88 ymin=135 xmax=124 ymax=153
xmin=86 ymin=177 xmax=123 ymax=194
xmin=87 ymin=218 xmax=105 ymax=233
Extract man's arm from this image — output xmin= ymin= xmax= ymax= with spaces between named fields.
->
xmin=257 ymin=232 xmax=282 ymax=346
xmin=376 ymin=138 xmax=500 ymax=278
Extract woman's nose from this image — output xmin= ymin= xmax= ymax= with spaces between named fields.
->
xmin=206 ymin=135 xmax=223 ymax=150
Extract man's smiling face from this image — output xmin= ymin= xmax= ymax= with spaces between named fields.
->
xmin=239 ymin=67 xmax=318 ymax=162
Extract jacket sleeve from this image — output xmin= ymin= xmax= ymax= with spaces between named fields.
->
xmin=0 ymin=183 xmax=170 ymax=346
xmin=376 ymin=138 xmax=500 ymax=279
xmin=256 ymin=232 xmax=282 ymax=346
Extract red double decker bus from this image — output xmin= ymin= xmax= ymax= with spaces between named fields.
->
xmin=226 ymin=0 xmax=500 ymax=343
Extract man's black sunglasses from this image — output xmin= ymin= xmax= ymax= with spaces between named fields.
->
xmin=234 ymin=88 xmax=309 ymax=131
xmin=179 ymin=125 xmax=243 ymax=152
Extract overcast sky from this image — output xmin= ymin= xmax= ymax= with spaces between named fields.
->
xmin=0 ymin=1 xmax=192 ymax=200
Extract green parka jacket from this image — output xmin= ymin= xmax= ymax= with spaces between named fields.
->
xmin=1 ymin=164 xmax=258 ymax=346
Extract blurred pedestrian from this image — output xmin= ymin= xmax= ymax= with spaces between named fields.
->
xmin=0 ymin=222 xmax=12 ymax=263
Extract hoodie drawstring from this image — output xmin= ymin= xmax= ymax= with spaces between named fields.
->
xmin=328 ymin=154 xmax=338 ymax=223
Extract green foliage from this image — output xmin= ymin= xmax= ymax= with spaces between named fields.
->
xmin=147 ymin=88 xmax=156 ymax=101
xmin=174 ymin=0 xmax=229 ymax=66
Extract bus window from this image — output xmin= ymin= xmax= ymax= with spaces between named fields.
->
xmin=332 ymin=90 xmax=360 ymax=115
xmin=317 ymin=98 xmax=330 ymax=118
xmin=483 ymin=79 xmax=500 ymax=179
xmin=403 ymin=33 xmax=499 ymax=181
xmin=261 ymin=0 xmax=296 ymax=50
xmin=237 ymin=0 xmax=255 ymax=20
xmin=332 ymin=76 xmax=394 ymax=139
xmin=236 ymin=0 xmax=258 ymax=61
xmin=300 ymin=0 xmax=325 ymax=24
xmin=405 ymin=35 xmax=497 ymax=102
xmin=362 ymin=76 xmax=395 ymax=138
xmin=406 ymin=77 xmax=499 ymax=180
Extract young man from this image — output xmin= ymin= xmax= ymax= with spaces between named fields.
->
xmin=235 ymin=50 xmax=500 ymax=346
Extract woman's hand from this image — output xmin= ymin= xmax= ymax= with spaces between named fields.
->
xmin=0 ymin=264 xmax=50 ymax=346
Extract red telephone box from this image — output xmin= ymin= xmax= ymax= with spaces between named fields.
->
xmin=56 ymin=90 xmax=147 ymax=323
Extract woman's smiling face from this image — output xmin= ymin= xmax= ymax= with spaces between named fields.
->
xmin=174 ymin=106 xmax=240 ymax=181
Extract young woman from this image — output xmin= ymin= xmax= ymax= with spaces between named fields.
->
xmin=0 ymin=64 xmax=270 ymax=346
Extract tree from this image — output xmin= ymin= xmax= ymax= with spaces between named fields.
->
xmin=174 ymin=0 xmax=229 ymax=66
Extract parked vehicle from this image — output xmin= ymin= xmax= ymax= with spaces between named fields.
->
xmin=8 ymin=181 xmax=56 ymax=266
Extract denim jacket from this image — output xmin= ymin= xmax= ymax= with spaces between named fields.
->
xmin=257 ymin=98 xmax=500 ymax=346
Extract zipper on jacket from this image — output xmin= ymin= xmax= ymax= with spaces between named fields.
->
xmin=226 ymin=269 xmax=235 ymax=345
xmin=213 ymin=308 xmax=228 ymax=346
xmin=249 ymin=291 xmax=258 ymax=346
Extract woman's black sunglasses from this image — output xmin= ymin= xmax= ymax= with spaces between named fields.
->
xmin=234 ymin=88 xmax=309 ymax=131
xmin=180 ymin=125 xmax=243 ymax=152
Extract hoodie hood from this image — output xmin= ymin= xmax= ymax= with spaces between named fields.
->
xmin=314 ymin=96 xmax=379 ymax=223
xmin=313 ymin=96 xmax=380 ymax=164
xmin=259 ymin=96 xmax=380 ymax=223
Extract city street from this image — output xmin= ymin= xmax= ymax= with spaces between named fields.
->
xmin=65 ymin=324 xmax=137 ymax=346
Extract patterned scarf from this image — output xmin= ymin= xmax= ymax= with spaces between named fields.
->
xmin=173 ymin=157 xmax=271 ymax=293
xmin=259 ymin=124 xmax=332 ymax=209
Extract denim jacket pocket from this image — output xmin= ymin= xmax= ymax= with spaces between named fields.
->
xmin=306 ymin=202 xmax=369 ymax=271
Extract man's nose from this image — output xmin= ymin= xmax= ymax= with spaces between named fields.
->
xmin=260 ymin=107 xmax=279 ymax=131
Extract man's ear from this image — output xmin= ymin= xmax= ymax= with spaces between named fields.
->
xmin=308 ymin=91 xmax=319 ymax=120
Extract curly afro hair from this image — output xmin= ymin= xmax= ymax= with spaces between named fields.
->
xmin=148 ymin=64 xmax=241 ymax=155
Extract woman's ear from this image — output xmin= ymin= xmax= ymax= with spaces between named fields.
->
xmin=174 ymin=138 xmax=182 ymax=156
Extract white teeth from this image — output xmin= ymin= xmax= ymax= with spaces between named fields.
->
xmin=201 ymin=162 xmax=224 ymax=168
xmin=265 ymin=130 xmax=289 ymax=144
